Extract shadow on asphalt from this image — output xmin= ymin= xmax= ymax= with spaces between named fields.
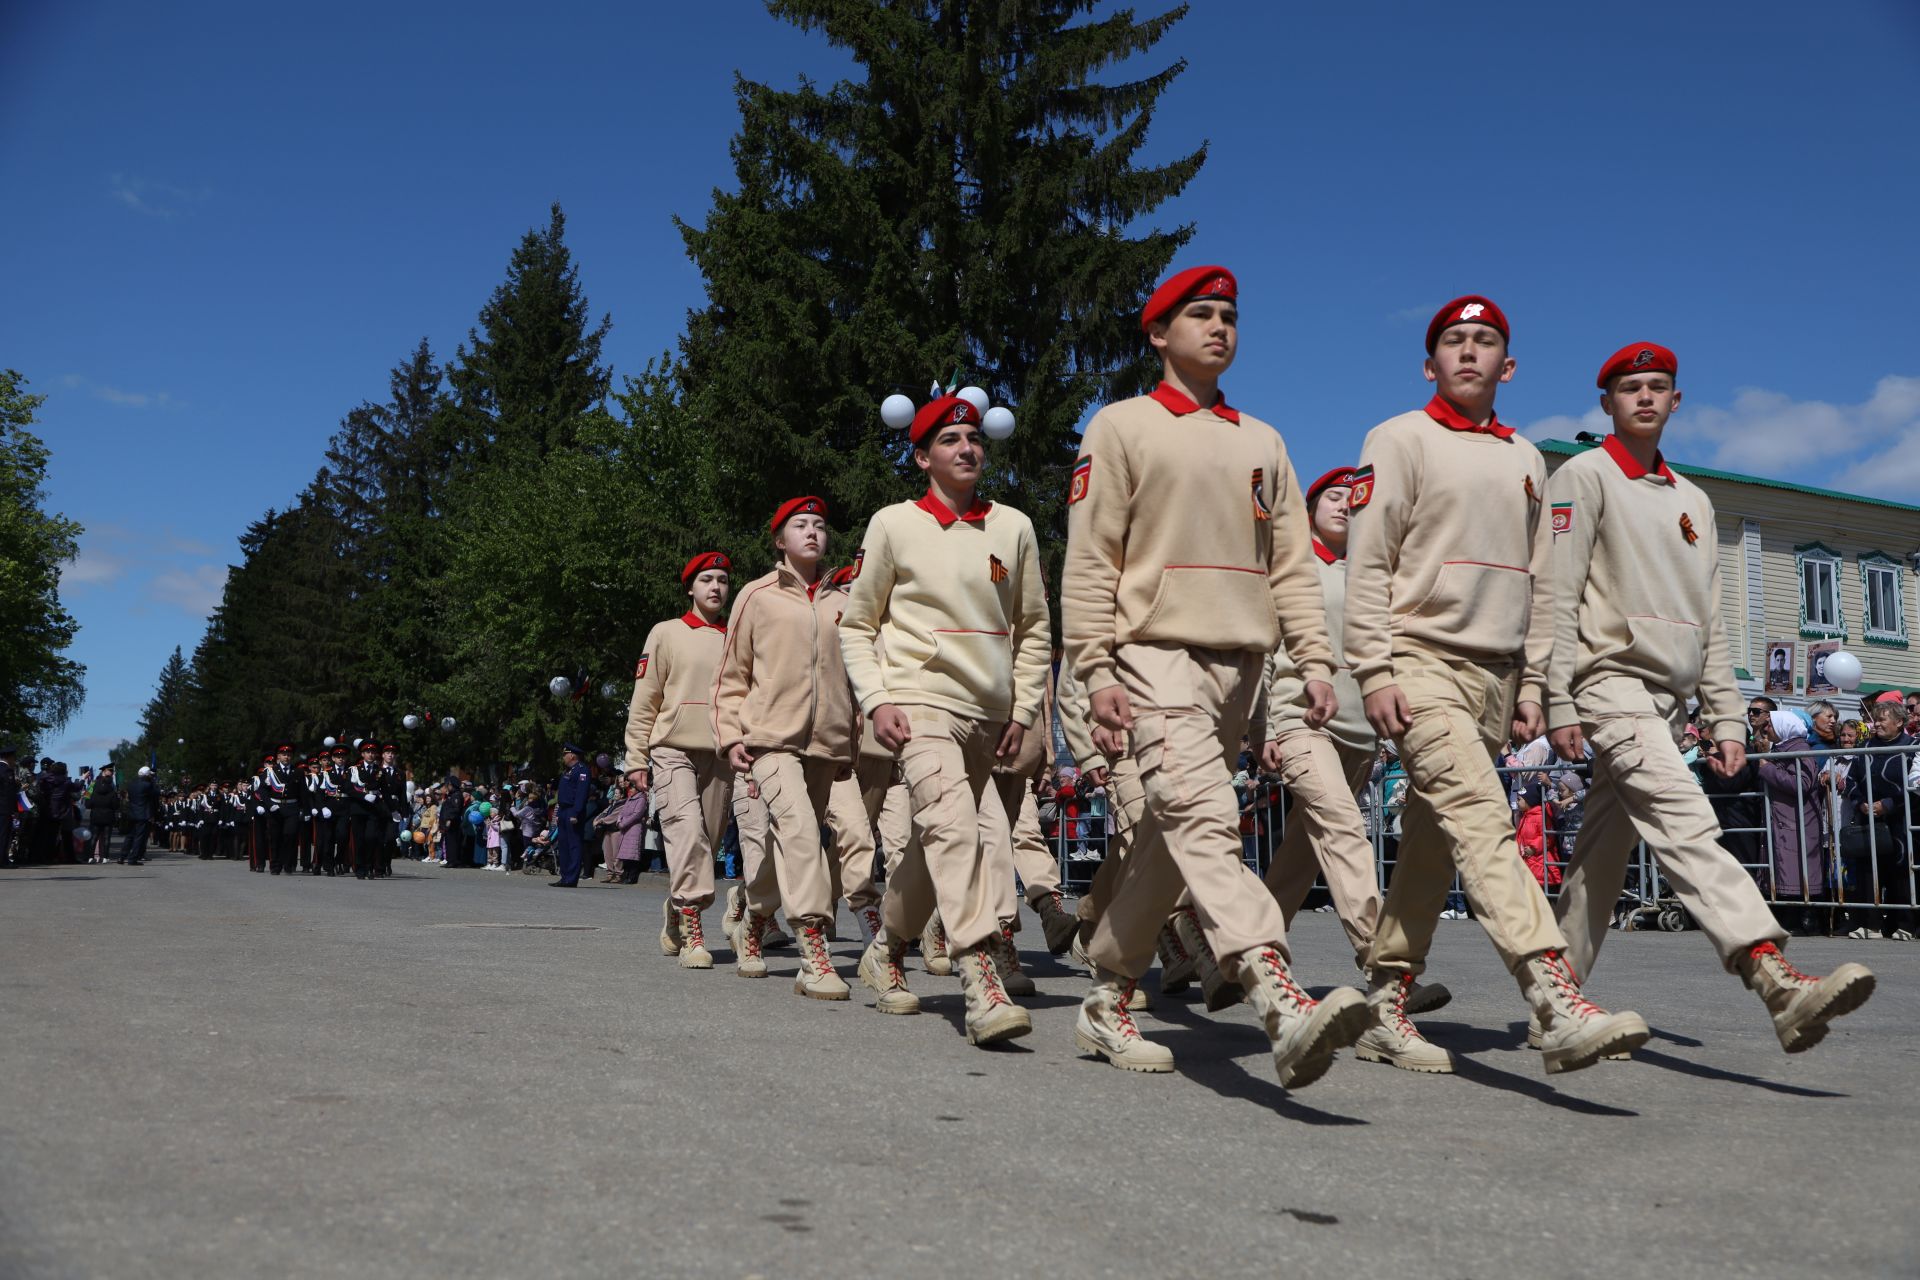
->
xmin=1447 ymin=1054 xmax=1640 ymax=1117
xmin=6 ymin=874 xmax=157 ymax=882
xmin=1141 ymin=993 xmax=1370 ymax=1123
xmin=1629 ymin=1047 xmax=1846 ymax=1098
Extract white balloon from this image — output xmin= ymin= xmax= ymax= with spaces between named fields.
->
xmin=440 ymin=716 xmax=457 ymax=732
xmin=982 ymin=406 xmax=1016 ymax=440
xmin=1825 ymin=650 xmax=1863 ymax=692
xmin=323 ymin=736 xmax=336 ymax=748
xmin=957 ymin=386 xmax=989 ymax=415
xmin=549 ymin=675 xmax=573 ymax=699
xmin=402 ymin=714 xmax=422 ymax=731
xmin=352 ymin=738 xmax=363 ymax=748
xmin=880 ymin=393 xmax=915 ymax=430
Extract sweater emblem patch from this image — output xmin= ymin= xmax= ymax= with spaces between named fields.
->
xmin=1068 ymin=456 xmax=1092 ymax=505
xmin=1550 ymin=502 xmax=1574 ymax=536
xmin=851 ymin=548 xmax=864 ymax=580
xmin=988 ymin=554 xmax=1010 ymax=584
xmin=1523 ymin=474 xmax=1539 ymax=504
xmin=1679 ymin=513 xmax=1699 ymax=545
xmin=1347 ymin=465 xmax=1375 ymax=511
xmin=634 ymin=654 xmax=649 ymax=680
xmin=1250 ymin=467 xmax=1271 ymax=521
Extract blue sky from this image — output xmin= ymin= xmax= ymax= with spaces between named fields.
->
xmin=5 ymin=0 xmax=1919 ymax=764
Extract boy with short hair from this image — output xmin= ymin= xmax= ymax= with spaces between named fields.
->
xmin=1548 ymin=342 xmax=1873 ymax=1051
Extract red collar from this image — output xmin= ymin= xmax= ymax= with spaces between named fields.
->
xmin=1424 ymin=394 xmax=1513 ymax=440
xmin=915 ymin=490 xmax=993 ymax=527
xmin=679 ymin=610 xmax=726 ymax=632
xmin=1149 ymin=381 xmax=1241 ymax=425
xmin=1600 ymin=433 xmax=1675 ymax=483
xmin=1311 ymin=538 xmax=1339 ymax=565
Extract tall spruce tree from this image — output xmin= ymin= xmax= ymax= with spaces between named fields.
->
xmin=675 ymin=1 xmax=1203 ymax=576
xmin=0 ymin=370 xmax=85 ymax=752
xmin=135 ymin=645 xmax=194 ymax=782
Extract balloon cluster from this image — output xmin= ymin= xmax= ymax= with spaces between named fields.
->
xmin=879 ymin=383 xmax=1016 ymax=441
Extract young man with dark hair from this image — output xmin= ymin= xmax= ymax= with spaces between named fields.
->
xmin=840 ymin=395 xmax=1051 ymax=1044
xmin=1346 ymin=297 xmax=1648 ymax=1075
xmin=1063 ymin=266 xmax=1366 ymax=1087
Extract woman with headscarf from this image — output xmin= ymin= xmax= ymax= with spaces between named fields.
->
xmin=1756 ymin=709 xmax=1827 ymax=932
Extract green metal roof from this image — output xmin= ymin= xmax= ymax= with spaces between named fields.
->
xmin=1537 ymin=438 xmax=1920 ymax=515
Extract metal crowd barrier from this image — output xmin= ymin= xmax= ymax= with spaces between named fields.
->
xmin=1043 ymin=743 xmax=1918 ymax=930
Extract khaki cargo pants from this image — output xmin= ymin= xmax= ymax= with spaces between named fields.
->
xmin=1263 ymin=730 xmax=1380 ymax=967
xmin=651 ymin=746 xmax=729 ymax=909
xmin=1368 ymin=645 xmax=1565 ymax=976
xmin=824 ymin=755 xmax=894 ymax=913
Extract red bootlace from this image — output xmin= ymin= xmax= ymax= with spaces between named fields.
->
xmin=1543 ymin=950 xmax=1605 ymax=1018
xmin=1749 ymin=941 xmax=1811 ymax=983
xmin=975 ymin=952 xmax=1010 ymax=1005
xmin=1113 ymin=982 xmax=1143 ymax=1039
xmin=681 ymin=908 xmax=704 ymax=948
xmin=801 ymin=924 xmax=831 ymax=973
xmin=997 ymin=924 xmax=1026 ymax=975
xmin=885 ymin=942 xmax=909 ymax=987
xmin=742 ymin=913 xmax=767 ymax=958
xmin=1256 ymin=948 xmax=1314 ymax=1010
xmin=1388 ymin=973 xmax=1421 ymax=1036
xmin=1159 ymin=921 xmax=1193 ymax=965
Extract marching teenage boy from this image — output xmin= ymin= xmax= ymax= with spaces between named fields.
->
xmin=1064 ymin=265 xmax=1367 ymax=1087
xmin=839 ymin=395 xmax=1051 ymax=1045
xmin=712 ymin=498 xmax=860 ymax=1000
xmin=626 ymin=551 xmax=735 ymax=972
xmin=1346 ymin=296 xmax=1649 ymax=1075
xmin=1547 ymin=342 xmax=1873 ymax=1052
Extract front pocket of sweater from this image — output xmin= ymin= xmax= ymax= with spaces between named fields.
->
xmin=1407 ymin=561 xmax=1531 ymax=653
xmin=929 ymin=629 xmax=1013 ymax=705
xmin=1137 ymin=564 xmax=1273 ymax=650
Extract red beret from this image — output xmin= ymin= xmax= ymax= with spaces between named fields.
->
xmin=1596 ymin=342 xmax=1678 ymax=388
xmin=1141 ymin=265 xmax=1237 ymax=332
xmin=1426 ymin=295 xmax=1509 ymax=353
xmin=769 ymin=495 xmax=828 ymax=534
xmin=1306 ymin=466 xmax=1360 ymax=510
xmin=909 ymin=394 xmax=981 ymax=447
xmin=680 ymin=550 xmax=731 ymax=584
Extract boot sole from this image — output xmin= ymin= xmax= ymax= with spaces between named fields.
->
xmin=924 ymin=959 xmax=954 ymax=977
xmin=874 ymin=995 xmax=920 ymax=1015
xmin=794 ymin=980 xmax=851 ymax=1001
xmin=1544 ymin=1013 xmax=1651 ymax=1074
xmin=967 ymin=1011 xmax=1033 ymax=1046
xmin=735 ymin=965 xmax=767 ymax=978
xmin=1404 ymin=982 xmax=1453 ymax=1016
xmin=1074 ymin=1026 xmax=1174 ymax=1073
xmin=859 ymin=959 xmax=920 ymax=1014
xmin=1274 ymin=992 xmax=1370 ymax=1090
xmin=1000 ymin=976 xmax=1037 ymax=998
xmin=1780 ymin=966 xmax=1875 ymax=1052
xmin=1526 ymin=1025 xmax=1631 ymax=1060
xmin=1042 ymin=915 xmax=1078 ymax=956
xmin=678 ymin=951 xmax=713 ymax=970
xmin=1354 ymin=1040 xmax=1455 ymax=1074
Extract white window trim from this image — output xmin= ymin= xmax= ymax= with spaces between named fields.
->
xmin=1795 ymin=542 xmax=1846 ymax=640
xmin=1859 ymin=551 xmax=1909 ymax=648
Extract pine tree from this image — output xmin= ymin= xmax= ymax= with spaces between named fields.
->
xmin=0 ymin=370 xmax=85 ymax=753
xmin=136 ymin=645 xmax=194 ymax=782
xmin=675 ymin=1 xmax=1203 ymax=576
xmin=447 ymin=203 xmax=613 ymax=467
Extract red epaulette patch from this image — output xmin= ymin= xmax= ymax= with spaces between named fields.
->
xmin=634 ymin=655 xmax=649 ymax=680
xmin=1551 ymin=502 xmax=1574 ymax=536
xmin=1068 ymin=456 xmax=1092 ymax=505
xmin=851 ymin=548 xmax=864 ymax=580
xmin=1347 ymin=465 xmax=1375 ymax=511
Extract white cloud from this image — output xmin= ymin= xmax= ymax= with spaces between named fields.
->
xmin=61 ymin=543 xmax=128 ymax=587
xmin=57 ymin=736 xmax=126 ymax=760
xmin=147 ymin=564 xmax=227 ymax=617
xmin=1524 ymin=375 xmax=1920 ymax=502
xmin=109 ymin=174 xmax=211 ymax=218
xmin=94 ymin=386 xmax=178 ymax=409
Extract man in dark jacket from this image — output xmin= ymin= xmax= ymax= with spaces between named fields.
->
xmin=125 ymin=767 xmax=160 ymax=865
xmin=0 ymin=745 xmax=19 ymax=865
xmin=88 ymin=765 xmax=121 ymax=862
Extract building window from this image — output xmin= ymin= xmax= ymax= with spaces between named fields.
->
xmin=1860 ymin=552 xmax=1909 ymax=648
xmin=1795 ymin=542 xmax=1845 ymax=640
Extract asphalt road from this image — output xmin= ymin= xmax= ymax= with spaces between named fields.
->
xmin=2 ymin=849 xmax=1914 ymax=1280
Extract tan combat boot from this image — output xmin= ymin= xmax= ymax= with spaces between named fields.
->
xmin=1174 ymin=907 xmax=1243 ymax=1011
xmin=1070 ymin=926 xmax=1150 ymax=1011
xmin=954 ymin=946 xmax=1032 ymax=1046
xmin=659 ymin=898 xmax=683 ymax=957
xmin=920 ymin=911 xmax=953 ymax=976
xmin=723 ymin=883 xmax=745 ymax=928
xmin=1354 ymin=970 xmax=1454 ymax=1074
xmin=1737 ymin=941 xmax=1875 ymax=1053
xmin=1156 ymin=919 xmax=1197 ymax=994
xmin=853 ymin=903 xmax=884 ymax=949
xmin=988 ymin=922 xmax=1037 ymax=996
xmin=857 ymin=934 xmax=920 ymax=1015
xmin=793 ymin=922 xmax=850 ymax=1001
xmin=1520 ymin=950 xmax=1649 ymax=1074
xmin=1239 ymin=947 xmax=1368 ymax=1090
xmin=677 ymin=905 xmax=713 ymax=970
xmin=1074 ymin=967 xmax=1173 ymax=1073
xmin=729 ymin=911 xmax=770 ymax=978
xmin=762 ymin=917 xmax=792 ymax=950
xmin=1404 ymin=979 xmax=1452 ymax=1016
xmin=1034 ymin=890 xmax=1079 ymax=957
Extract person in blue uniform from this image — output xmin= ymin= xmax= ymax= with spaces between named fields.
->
xmin=553 ymin=743 xmax=590 ymax=887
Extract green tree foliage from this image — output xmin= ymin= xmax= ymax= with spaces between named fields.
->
xmin=0 ymin=371 xmax=85 ymax=753
xmin=677 ymin=0 xmax=1202 ymax=578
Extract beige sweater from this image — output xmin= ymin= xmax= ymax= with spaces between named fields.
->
xmin=712 ymin=567 xmax=857 ymax=764
xmin=1268 ymin=542 xmax=1374 ymax=752
xmin=623 ymin=612 xmax=727 ymax=769
xmin=1344 ymin=401 xmax=1554 ymax=707
xmin=1062 ymin=389 xmax=1333 ymax=696
xmin=1546 ymin=436 xmax=1745 ymax=742
xmin=838 ymin=494 xmax=1051 ymax=727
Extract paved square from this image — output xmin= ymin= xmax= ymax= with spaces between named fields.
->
xmin=2 ymin=854 xmax=1913 ymax=1279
